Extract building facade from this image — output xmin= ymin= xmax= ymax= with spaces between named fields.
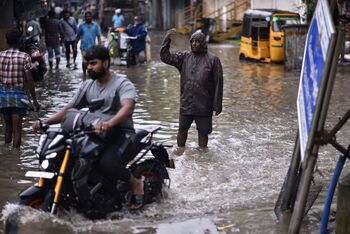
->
xmin=251 ymin=0 xmax=302 ymax=12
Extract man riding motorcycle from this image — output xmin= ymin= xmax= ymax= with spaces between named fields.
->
xmin=32 ymin=45 xmax=144 ymax=210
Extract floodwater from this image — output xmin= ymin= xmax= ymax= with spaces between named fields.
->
xmin=1 ymin=31 xmax=350 ymax=234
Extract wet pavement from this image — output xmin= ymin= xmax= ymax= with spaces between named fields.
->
xmin=1 ymin=31 xmax=350 ymax=233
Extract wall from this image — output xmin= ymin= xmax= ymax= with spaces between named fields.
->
xmin=251 ymin=0 xmax=302 ymax=12
xmin=284 ymin=25 xmax=308 ymax=70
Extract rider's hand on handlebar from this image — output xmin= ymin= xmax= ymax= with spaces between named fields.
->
xmin=32 ymin=119 xmax=48 ymax=133
xmin=93 ymin=121 xmax=112 ymax=135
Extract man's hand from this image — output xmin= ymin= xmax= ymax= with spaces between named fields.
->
xmin=94 ymin=121 xmax=112 ymax=135
xmin=32 ymin=120 xmax=47 ymax=133
xmin=164 ymin=28 xmax=177 ymax=40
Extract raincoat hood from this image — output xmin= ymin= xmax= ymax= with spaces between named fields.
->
xmin=190 ymin=31 xmax=207 ymax=53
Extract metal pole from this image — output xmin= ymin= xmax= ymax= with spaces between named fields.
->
xmin=289 ymin=152 xmax=317 ymax=234
xmin=288 ymin=27 xmax=342 ymax=234
xmin=280 ymin=132 xmax=301 ymax=212
xmin=319 ymin=28 xmax=345 ymax=130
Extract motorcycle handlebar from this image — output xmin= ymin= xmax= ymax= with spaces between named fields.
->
xmin=23 ymin=32 xmax=40 ymax=43
xmin=121 ymin=35 xmax=137 ymax=40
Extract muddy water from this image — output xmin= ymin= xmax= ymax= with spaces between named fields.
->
xmin=1 ymin=31 xmax=350 ymax=233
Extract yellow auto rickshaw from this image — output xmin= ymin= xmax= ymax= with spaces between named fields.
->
xmin=239 ymin=9 xmax=301 ymax=63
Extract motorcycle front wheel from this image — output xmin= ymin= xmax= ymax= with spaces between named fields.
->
xmin=19 ymin=196 xmax=45 ymax=209
xmin=19 ymin=192 xmax=53 ymax=212
xmin=19 ymin=192 xmax=68 ymax=218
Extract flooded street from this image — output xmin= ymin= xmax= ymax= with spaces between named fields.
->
xmin=1 ymin=31 xmax=350 ymax=233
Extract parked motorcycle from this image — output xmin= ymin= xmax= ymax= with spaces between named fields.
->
xmin=16 ymin=99 xmax=174 ymax=219
xmin=21 ymin=26 xmax=47 ymax=82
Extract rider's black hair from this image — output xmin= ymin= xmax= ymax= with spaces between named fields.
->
xmin=84 ymin=45 xmax=111 ymax=68
xmin=6 ymin=28 xmax=22 ymax=45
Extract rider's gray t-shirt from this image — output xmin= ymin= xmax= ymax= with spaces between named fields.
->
xmin=70 ymin=74 xmax=137 ymax=133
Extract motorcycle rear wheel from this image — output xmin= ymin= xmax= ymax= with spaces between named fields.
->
xmin=132 ymin=161 xmax=166 ymax=204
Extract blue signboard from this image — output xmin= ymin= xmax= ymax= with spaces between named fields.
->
xmin=297 ymin=0 xmax=335 ymax=161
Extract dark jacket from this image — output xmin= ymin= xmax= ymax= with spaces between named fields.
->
xmin=124 ymin=23 xmax=147 ymax=54
xmin=44 ymin=17 xmax=62 ymax=47
xmin=160 ymin=32 xmax=223 ymax=116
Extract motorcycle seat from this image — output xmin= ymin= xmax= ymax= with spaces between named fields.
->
xmin=118 ymin=129 xmax=148 ymax=166
xmin=133 ymin=129 xmax=149 ymax=145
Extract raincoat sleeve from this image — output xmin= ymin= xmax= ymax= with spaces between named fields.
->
xmin=160 ymin=38 xmax=184 ymax=70
xmin=137 ymin=25 xmax=147 ymax=40
xmin=213 ymin=56 xmax=223 ymax=115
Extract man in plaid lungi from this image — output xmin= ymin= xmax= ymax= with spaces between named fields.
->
xmin=0 ymin=28 xmax=40 ymax=148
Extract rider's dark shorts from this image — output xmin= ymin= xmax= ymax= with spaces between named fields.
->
xmin=0 ymin=107 xmax=26 ymax=117
xmin=179 ymin=114 xmax=212 ymax=135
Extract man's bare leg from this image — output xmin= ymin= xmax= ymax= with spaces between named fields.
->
xmin=177 ymin=130 xmax=188 ymax=147
xmin=11 ymin=114 xmax=23 ymax=148
xmin=2 ymin=113 xmax=13 ymax=144
xmin=129 ymin=174 xmax=144 ymax=210
xmin=198 ymin=134 xmax=208 ymax=148
xmin=82 ymin=61 xmax=87 ymax=80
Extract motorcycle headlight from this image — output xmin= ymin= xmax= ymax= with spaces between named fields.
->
xmin=48 ymin=134 xmax=64 ymax=150
xmin=36 ymin=134 xmax=47 ymax=154
xmin=45 ymin=152 xmax=57 ymax=159
xmin=40 ymin=160 xmax=49 ymax=170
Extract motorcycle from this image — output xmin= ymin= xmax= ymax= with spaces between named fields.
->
xmin=17 ymin=99 xmax=174 ymax=219
xmin=107 ymin=27 xmax=137 ymax=67
xmin=21 ymin=25 xmax=47 ymax=82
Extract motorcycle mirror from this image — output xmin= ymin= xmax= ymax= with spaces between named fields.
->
xmin=27 ymin=26 xmax=34 ymax=32
xmin=88 ymin=98 xmax=104 ymax=112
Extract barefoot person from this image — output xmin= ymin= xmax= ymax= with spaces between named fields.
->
xmin=160 ymin=29 xmax=223 ymax=148
xmin=0 ymin=28 xmax=40 ymax=148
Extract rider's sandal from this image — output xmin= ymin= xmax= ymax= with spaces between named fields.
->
xmin=129 ymin=194 xmax=144 ymax=210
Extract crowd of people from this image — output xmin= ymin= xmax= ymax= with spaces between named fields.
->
xmin=23 ymin=4 xmax=150 ymax=75
xmin=24 ymin=3 xmax=100 ymax=72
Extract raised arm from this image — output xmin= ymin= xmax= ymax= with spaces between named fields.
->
xmin=160 ymin=28 xmax=185 ymax=69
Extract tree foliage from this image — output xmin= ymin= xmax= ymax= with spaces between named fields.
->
xmin=303 ymin=0 xmax=318 ymax=24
